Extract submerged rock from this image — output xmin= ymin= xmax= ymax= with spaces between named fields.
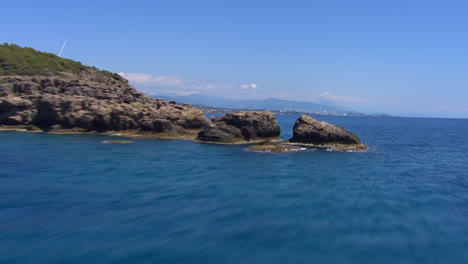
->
xmin=288 ymin=115 xmax=368 ymax=151
xmin=102 ymin=140 xmax=135 ymax=144
xmin=248 ymin=141 xmax=305 ymax=153
xmin=196 ymin=111 xmax=281 ymax=144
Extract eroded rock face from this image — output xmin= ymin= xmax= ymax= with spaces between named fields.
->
xmin=196 ymin=122 xmax=244 ymax=143
xmin=0 ymin=73 xmax=210 ymax=136
xmin=196 ymin=111 xmax=281 ymax=143
xmin=289 ymin=115 xmax=362 ymax=145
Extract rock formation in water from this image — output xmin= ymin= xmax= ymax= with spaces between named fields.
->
xmin=0 ymin=73 xmax=210 ymax=136
xmin=196 ymin=111 xmax=281 ymax=143
xmin=0 ymin=44 xmax=368 ymax=151
xmin=288 ymin=115 xmax=368 ymax=151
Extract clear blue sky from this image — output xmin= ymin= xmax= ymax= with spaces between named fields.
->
xmin=2 ymin=0 xmax=467 ymax=117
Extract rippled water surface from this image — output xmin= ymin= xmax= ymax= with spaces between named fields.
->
xmin=1 ymin=116 xmax=467 ymax=263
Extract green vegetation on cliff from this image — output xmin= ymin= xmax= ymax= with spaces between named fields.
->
xmin=0 ymin=43 xmax=124 ymax=81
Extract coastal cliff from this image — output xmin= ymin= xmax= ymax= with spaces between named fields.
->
xmin=0 ymin=74 xmax=210 ymax=137
xmin=0 ymin=44 xmax=209 ymax=137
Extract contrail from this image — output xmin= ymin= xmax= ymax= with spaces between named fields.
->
xmin=58 ymin=40 xmax=67 ymax=57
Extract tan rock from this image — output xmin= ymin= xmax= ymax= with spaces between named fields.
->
xmin=0 ymin=73 xmax=210 ymax=138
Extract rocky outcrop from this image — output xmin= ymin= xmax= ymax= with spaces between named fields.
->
xmin=0 ymin=75 xmax=368 ymax=151
xmin=196 ymin=111 xmax=281 ymax=143
xmin=288 ymin=115 xmax=368 ymax=151
xmin=0 ymin=73 xmax=210 ymax=137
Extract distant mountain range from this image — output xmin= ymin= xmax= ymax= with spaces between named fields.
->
xmin=149 ymin=93 xmax=354 ymax=114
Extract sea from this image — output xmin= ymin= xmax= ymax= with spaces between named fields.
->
xmin=1 ymin=115 xmax=467 ymax=264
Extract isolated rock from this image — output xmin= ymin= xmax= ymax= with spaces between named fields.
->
xmin=289 ymin=115 xmax=365 ymax=148
xmin=196 ymin=111 xmax=281 ymax=143
xmin=0 ymin=74 xmax=210 ymax=137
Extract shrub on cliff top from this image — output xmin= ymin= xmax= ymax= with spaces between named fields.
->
xmin=0 ymin=43 xmax=124 ymax=82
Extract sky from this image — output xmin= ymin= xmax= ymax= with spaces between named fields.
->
xmin=2 ymin=0 xmax=468 ymax=118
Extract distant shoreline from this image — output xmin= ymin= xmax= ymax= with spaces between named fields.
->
xmin=200 ymin=107 xmax=399 ymax=118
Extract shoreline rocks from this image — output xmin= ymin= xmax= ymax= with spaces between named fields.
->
xmin=0 ymin=74 xmax=209 ymax=138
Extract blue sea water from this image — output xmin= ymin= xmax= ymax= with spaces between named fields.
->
xmin=1 ymin=115 xmax=467 ymax=264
